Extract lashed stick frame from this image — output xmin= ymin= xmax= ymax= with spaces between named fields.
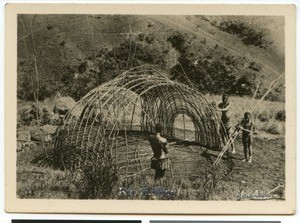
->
xmin=52 ymin=66 xmax=225 ymax=178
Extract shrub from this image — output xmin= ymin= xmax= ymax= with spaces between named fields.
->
xmin=169 ymin=46 xmax=242 ymax=95
xmin=145 ymin=33 xmax=155 ymax=44
xmin=18 ymin=104 xmax=43 ymax=126
xmin=264 ymin=121 xmax=284 ymax=135
xmin=19 ymin=32 xmax=171 ymax=102
xmin=217 ymin=19 xmax=273 ymax=49
xmin=138 ymin=33 xmax=145 ymax=41
xmin=17 ymin=72 xmax=60 ymax=101
xmin=167 ymin=31 xmax=194 ymax=54
xmin=275 ymin=110 xmax=286 ymax=122
xmin=257 ymin=112 xmax=269 ymax=122
xmin=72 ymin=150 xmax=119 ymax=199
xmin=233 ymin=71 xmax=257 ymax=96
xmin=248 ymin=62 xmax=262 ymax=72
xmin=264 ymin=90 xmax=284 ymax=102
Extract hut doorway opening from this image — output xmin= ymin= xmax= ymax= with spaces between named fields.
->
xmin=173 ymin=114 xmax=196 ymax=141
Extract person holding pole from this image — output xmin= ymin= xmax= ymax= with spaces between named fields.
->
xmin=215 ymin=94 xmax=236 ymax=154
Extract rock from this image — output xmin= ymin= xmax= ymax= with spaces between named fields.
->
xmin=42 ymin=124 xmax=58 ymax=135
xmin=30 ymin=126 xmax=43 ymax=142
xmin=17 ymin=141 xmax=36 ymax=152
xmin=17 ymin=141 xmax=23 ymax=152
xmin=17 ymin=130 xmax=31 ymax=142
xmin=53 ymin=97 xmax=76 ymax=115
xmin=28 ymin=124 xmax=58 ymax=143
xmin=51 ymin=113 xmax=63 ymax=125
xmin=18 ymin=104 xmax=43 ymax=124
xmin=249 ymin=62 xmax=262 ymax=72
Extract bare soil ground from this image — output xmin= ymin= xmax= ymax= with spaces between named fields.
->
xmin=16 ymin=127 xmax=285 ymax=200
xmin=119 ymin=129 xmax=285 ymax=200
xmin=169 ymin=134 xmax=285 ymax=200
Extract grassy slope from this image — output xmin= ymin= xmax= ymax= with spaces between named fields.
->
xmin=18 ymin=15 xmax=285 ymax=100
xmin=151 ymin=15 xmax=284 ymax=97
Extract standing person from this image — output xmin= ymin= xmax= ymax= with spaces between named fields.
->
xmin=236 ymin=112 xmax=254 ymax=163
xmin=149 ymin=123 xmax=170 ymax=181
xmin=216 ymin=94 xmax=236 ymax=154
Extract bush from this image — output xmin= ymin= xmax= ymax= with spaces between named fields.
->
xmin=18 ymin=32 xmax=171 ymax=102
xmin=18 ymin=104 xmax=43 ymax=126
xmin=167 ymin=31 xmax=194 ymax=54
xmin=72 ymin=150 xmax=119 ymax=199
xmin=275 ymin=110 xmax=286 ymax=122
xmin=257 ymin=112 xmax=269 ymax=122
xmin=249 ymin=62 xmax=262 ymax=72
xmin=17 ymin=72 xmax=60 ymax=101
xmin=264 ymin=121 xmax=284 ymax=135
xmin=218 ymin=19 xmax=273 ymax=49
xmin=233 ymin=70 xmax=257 ymax=96
xmin=170 ymin=48 xmax=240 ymax=94
xmin=145 ymin=33 xmax=155 ymax=44
xmin=264 ymin=90 xmax=284 ymax=102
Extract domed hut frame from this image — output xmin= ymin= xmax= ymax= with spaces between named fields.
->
xmin=52 ymin=66 xmax=225 ymax=177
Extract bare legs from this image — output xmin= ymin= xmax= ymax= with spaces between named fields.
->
xmin=242 ymin=136 xmax=252 ymax=162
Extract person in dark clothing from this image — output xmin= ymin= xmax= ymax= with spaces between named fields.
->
xmin=236 ymin=112 xmax=255 ymax=163
xmin=149 ymin=123 xmax=170 ymax=181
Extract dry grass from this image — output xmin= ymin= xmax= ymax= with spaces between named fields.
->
xmin=16 ymin=93 xmax=285 ymax=200
xmin=17 ymin=164 xmax=71 ymax=199
xmin=206 ymin=94 xmax=285 ymax=136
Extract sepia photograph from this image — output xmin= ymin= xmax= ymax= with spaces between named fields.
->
xmin=5 ymin=4 xmax=296 ymax=214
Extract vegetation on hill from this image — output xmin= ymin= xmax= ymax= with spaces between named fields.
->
xmin=17 ymin=15 xmax=285 ymax=102
xmin=201 ymin=16 xmax=274 ymax=49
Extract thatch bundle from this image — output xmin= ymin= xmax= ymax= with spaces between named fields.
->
xmin=52 ymin=66 xmax=224 ymax=174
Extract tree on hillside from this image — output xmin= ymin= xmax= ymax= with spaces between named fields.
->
xmin=59 ymin=34 xmax=171 ymax=101
xmin=17 ymin=15 xmax=85 ymax=101
xmin=17 ymin=14 xmax=171 ymax=101
xmin=168 ymin=31 xmax=252 ymax=95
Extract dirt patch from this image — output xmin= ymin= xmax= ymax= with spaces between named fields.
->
xmin=16 ymin=126 xmax=285 ymax=200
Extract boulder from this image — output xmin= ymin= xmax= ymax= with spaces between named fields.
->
xmin=42 ymin=124 xmax=58 ymax=143
xmin=53 ymin=97 xmax=76 ymax=115
xmin=27 ymin=124 xmax=58 ymax=143
xmin=42 ymin=124 xmax=58 ymax=135
xmin=28 ymin=125 xmax=43 ymax=142
xmin=17 ymin=129 xmax=31 ymax=142
xmin=18 ymin=104 xmax=43 ymax=124
xmin=17 ymin=141 xmax=36 ymax=152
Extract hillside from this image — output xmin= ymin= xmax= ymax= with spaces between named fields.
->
xmin=16 ymin=14 xmax=286 ymax=201
xmin=17 ymin=14 xmax=285 ymax=101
